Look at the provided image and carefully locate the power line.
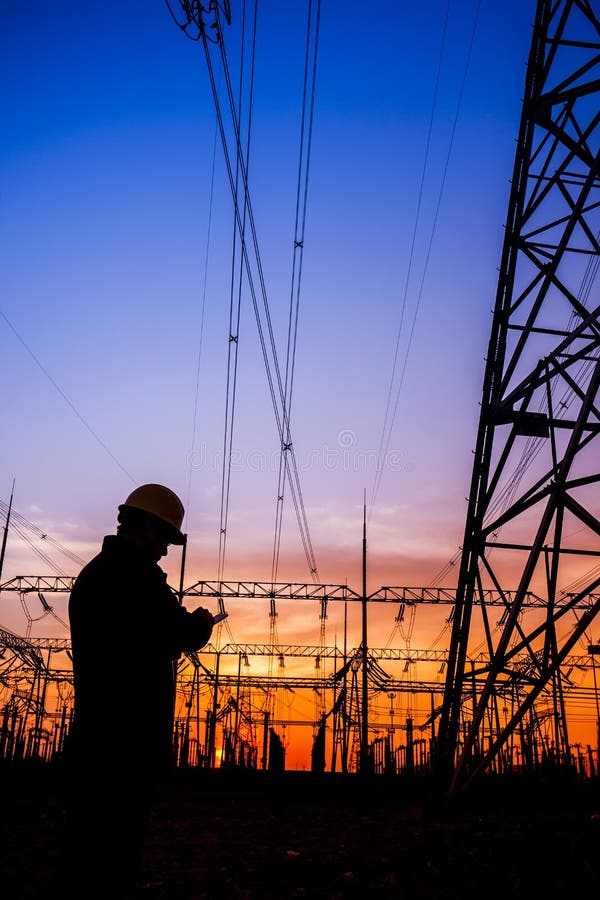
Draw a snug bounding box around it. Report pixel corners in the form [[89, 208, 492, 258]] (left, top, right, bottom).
[[195, 6, 320, 581], [271, 0, 322, 585], [0, 497, 91, 586], [0, 309, 136, 484], [185, 79, 221, 525], [370, 0, 451, 519], [216, 0, 257, 583], [0, 500, 86, 566], [370, 0, 482, 516]]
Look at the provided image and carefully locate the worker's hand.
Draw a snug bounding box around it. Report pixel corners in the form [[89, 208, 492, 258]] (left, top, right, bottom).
[[182, 605, 215, 652], [191, 606, 216, 630]]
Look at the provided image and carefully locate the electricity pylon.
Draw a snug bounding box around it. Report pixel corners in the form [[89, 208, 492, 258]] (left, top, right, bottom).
[[436, 0, 600, 792]]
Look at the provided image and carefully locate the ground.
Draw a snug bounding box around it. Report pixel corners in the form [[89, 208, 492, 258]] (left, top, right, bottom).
[[3, 762, 600, 899]]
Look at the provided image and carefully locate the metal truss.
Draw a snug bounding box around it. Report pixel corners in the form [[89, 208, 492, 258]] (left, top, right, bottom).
[[184, 581, 361, 601], [3, 576, 598, 608], [0, 627, 44, 668], [178, 673, 446, 695], [200, 643, 452, 662], [1, 576, 76, 593], [2, 630, 593, 688], [436, 0, 600, 791], [2, 623, 597, 771], [1, 635, 71, 653]]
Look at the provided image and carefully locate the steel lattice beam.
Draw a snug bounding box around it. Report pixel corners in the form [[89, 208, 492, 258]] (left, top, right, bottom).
[[3, 576, 598, 609], [0, 576, 76, 592]]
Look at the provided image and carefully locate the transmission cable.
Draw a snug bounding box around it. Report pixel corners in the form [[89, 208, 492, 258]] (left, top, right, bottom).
[[213, 9, 319, 582], [369, 0, 451, 519], [271, 0, 322, 585], [185, 84, 221, 524], [421, 324, 599, 668], [10, 520, 67, 574], [0, 499, 88, 569], [20, 591, 69, 634], [379, 1, 483, 649], [423, 113, 600, 595], [198, 7, 319, 581], [426, 326, 597, 590], [216, 0, 256, 584], [0, 309, 136, 484], [371, 0, 482, 519]]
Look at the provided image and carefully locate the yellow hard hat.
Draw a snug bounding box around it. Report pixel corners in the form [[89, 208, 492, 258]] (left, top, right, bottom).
[[119, 484, 186, 544]]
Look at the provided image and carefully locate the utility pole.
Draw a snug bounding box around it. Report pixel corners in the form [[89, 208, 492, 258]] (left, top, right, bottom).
[[209, 650, 221, 768], [436, 0, 600, 792], [360, 493, 370, 773], [0, 480, 15, 583]]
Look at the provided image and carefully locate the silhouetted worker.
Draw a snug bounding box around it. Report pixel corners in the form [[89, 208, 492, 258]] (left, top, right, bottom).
[[62, 484, 215, 898]]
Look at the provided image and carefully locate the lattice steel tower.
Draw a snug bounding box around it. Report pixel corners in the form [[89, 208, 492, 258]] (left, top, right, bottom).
[[436, 0, 600, 791]]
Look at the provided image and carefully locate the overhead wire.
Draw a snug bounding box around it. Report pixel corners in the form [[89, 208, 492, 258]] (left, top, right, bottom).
[[379, 0, 483, 649], [210, 4, 319, 584], [9, 520, 67, 575], [271, 0, 322, 585], [216, 0, 256, 584], [164, 1, 229, 43], [426, 342, 597, 592], [387, 190, 596, 658], [0, 499, 88, 569], [0, 309, 136, 484], [199, 5, 320, 582], [371, 0, 482, 519], [423, 190, 600, 592], [417, 312, 600, 687], [369, 0, 451, 519], [185, 74, 221, 524], [20, 592, 69, 634]]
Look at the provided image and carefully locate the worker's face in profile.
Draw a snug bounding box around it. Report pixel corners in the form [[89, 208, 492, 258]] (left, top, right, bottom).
[[144, 524, 172, 563]]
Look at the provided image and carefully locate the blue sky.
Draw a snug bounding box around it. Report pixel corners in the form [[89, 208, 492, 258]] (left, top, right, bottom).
[[1, 1, 537, 618]]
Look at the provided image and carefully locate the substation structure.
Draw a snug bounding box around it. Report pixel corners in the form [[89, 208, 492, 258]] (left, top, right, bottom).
[[2, 0, 600, 793], [1, 578, 600, 781], [434, 0, 600, 793]]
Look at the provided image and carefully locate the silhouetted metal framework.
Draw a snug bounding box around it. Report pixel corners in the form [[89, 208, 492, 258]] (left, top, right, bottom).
[[436, 0, 600, 791], [4, 575, 599, 611], [9, 575, 599, 604], [2, 624, 598, 771], [3, 576, 600, 773]]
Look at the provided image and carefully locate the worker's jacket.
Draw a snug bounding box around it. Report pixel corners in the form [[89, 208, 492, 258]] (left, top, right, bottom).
[[67, 534, 212, 775]]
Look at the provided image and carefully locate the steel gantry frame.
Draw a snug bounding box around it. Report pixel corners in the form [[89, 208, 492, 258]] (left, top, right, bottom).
[[435, 0, 600, 791], [7, 575, 595, 607], [2, 578, 600, 772], [2, 619, 599, 771]]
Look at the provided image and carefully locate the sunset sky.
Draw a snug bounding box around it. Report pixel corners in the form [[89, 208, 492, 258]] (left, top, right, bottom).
[[2, 1, 539, 645], [3, 1, 600, 772]]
